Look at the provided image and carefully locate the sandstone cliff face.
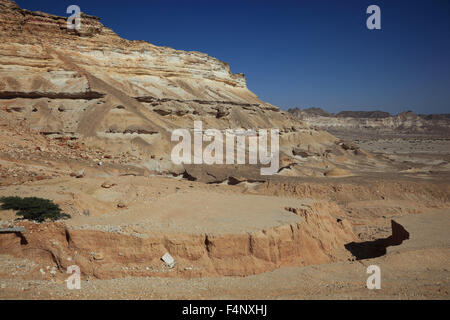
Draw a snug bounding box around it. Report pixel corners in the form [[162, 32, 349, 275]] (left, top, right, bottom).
[[1, 0, 375, 180], [0, 0, 319, 172], [0, 0, 249, 99]]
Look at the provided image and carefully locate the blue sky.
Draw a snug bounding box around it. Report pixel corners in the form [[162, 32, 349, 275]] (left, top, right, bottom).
[[15, 0, 450, 114]]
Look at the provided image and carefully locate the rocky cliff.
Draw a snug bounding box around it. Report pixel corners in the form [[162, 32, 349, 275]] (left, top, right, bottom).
[[0, 1, 287, 164], [0, 0, 378, 180]]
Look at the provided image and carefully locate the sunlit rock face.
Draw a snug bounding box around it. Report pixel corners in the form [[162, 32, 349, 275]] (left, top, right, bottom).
[[0, 0, 251, 101], [3, 0, 357, 178]]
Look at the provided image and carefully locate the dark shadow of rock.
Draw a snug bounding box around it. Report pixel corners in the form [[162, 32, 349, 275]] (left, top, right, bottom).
[[345, 220, 410, 260]]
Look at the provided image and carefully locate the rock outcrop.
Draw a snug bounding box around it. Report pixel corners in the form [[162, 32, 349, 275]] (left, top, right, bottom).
[[0, 0, 370, 179], [0, 2, 280, 165]]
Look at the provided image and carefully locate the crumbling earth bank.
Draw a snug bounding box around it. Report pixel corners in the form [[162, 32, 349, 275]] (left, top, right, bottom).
[[0, 201, 356, 279]]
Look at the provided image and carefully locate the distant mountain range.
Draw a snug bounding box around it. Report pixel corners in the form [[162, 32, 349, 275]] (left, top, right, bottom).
[[288, 107, 450, 120], [288, 108, 450, 139]]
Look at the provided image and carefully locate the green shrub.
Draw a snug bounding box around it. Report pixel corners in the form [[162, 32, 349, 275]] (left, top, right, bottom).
[[0, 196, 70, 222]]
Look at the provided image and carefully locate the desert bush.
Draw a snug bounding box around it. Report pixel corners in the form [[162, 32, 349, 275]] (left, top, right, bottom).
[[0, 196, 70, 222]]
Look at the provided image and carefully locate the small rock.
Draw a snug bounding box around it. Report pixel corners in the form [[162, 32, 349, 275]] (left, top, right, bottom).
[[161, 252, 175, 268], [72, 169, 85, 178], [93, 252, 104, 260], [101, 182, 116, 189], [117, 202, 127, 209]]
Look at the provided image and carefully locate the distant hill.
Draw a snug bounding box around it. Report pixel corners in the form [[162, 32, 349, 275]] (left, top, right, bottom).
[[419, 114, 450, 120], [288, 108, 450, 138], [336, 111, 391, 118], [287, 107, 333, 118]]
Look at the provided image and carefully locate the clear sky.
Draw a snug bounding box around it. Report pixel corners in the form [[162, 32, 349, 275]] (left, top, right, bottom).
[[15, 0, 450, 114]]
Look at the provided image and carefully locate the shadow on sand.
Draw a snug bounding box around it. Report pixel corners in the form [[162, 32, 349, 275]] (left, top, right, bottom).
[[345, 220, 410, 260]]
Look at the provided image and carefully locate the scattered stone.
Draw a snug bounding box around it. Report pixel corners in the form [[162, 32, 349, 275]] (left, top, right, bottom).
[[101, 182, 117, 189], [91, 252, 104, 260], [117, 202, 127, 209], [72, 169, 85, 178], [292, 148, 310, 157], [339, 141, 359, 151], [161, 252, 175, 268]]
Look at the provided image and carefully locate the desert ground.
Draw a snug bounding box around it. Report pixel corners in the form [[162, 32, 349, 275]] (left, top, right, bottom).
[[0, 0, 449, 300], [0, 114, 448, 299]]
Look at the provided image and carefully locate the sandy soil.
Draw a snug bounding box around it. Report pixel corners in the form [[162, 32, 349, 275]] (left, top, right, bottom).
[[0, 210, 448, 300], [1, 137, 449, 299]]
